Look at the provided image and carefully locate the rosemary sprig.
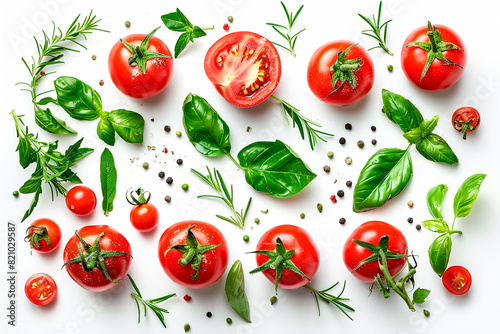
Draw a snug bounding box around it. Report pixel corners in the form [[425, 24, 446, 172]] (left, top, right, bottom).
[[128, 275, 175, 328], [358, 1, 393, 56], [191, 167, 252, 229], [17, 10, 108, 134], [266, 2, 306, 57], [271, 95, 333, 150], [304, 281, 354, 320]]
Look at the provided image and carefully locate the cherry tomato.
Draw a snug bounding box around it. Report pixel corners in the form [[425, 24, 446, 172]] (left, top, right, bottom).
[[108, 27, 174, 99], [24, 273, 57, 306], [253, 225, 319, 290], [63, 225, 132, 292], [65, 185, 97, 216], [158, 221, 228, 289], [452, 107, 480, 140], [343, 221, 407, 283], [401, 22, 467, 91], [24, 218, 61, 253], [442, 265, 472, 295], [127, 188, 159, 232], [204, 31, 281, 108], [307, 41, 374, 107]]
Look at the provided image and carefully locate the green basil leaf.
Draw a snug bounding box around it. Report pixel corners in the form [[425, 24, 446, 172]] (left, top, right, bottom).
[[412, 288, 431, 304], [174, 32, 192, 58], [426, 184, 448, 219], [108, 109, 144, 144], [428, 233, 452, 277], [161, 9, 192, 32], [16, 137, 37, 169], [97, 116, 116, 146], [382, 89, 424, 133], [100, 148, 117, 217], [353, 147, 412, 212], [225, 260, 251, 323], [182, 94, 231, 157], [403, 127, 423, 144], [37, 97, 58, 106], [237, 140, 316, 198], [422, 219, 449, 233], [35, 107, 77, 135], [54, 76, 102, 120], [419, 115, 439, 137], [415, 134, 458, 165], [21, 188, 42, 223], [192, 26, 207, 38], [453, 173, 486, 218]]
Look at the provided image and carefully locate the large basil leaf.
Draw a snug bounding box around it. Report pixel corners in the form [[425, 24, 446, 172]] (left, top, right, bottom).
[[35, 107, 77, 134], [416, 134, 458, 165], [353, 147, 412, 212], [453, 173, 486, 218], [182, 93, 231, 157], [426, 184, 448, 219], [97, 113, 116, 146], [100, 148, 117, 217], [382, 89, 424, 133], [108, 109, 144, 144], [225, 260, 251, 323], [422, 219, 449, 233], [54, 76, 102, 120], [237, 140, 316, 198], [428, 233, 452, 277]]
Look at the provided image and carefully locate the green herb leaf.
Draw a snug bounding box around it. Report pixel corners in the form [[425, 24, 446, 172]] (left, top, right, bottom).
[[100, 148, 117, 217], [353, 147, 412, 212], [182, 93, 231, 157], [21, 188, 42, 223], [108, 109, 144, 144], [16, 137, 37, 169], [97, 115, 116, 146], [382, 89, 424, 133], [403, 127, 423, 144], [422, 219, 449, 233], [35, 107, 77, 135], [225, 260, 251, 323], [237, 140, 316, 198], [19, 169, 43, 194], [266, 2, 306, 57], [453, 173, 486, 218], [415, 134, 458, 165], [428, 233, 452, 277], [419, 115, 439, 137], [174, 32, 192, 59], [54, 76, 102, 120], [358, 1, 393, 55], [426, 184, 448, 219], [412, 288, 431, 304], [64, 137, 94, 163]]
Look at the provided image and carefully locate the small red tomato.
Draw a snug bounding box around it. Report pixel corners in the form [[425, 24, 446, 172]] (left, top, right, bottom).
[[108, 27, 174, 99], [127, 188, 159, 232], [307, 41, 374, 106], [25, 273, 57, 306], [25, 218, 61, 253], [65, 185, 97, 216], [442, 265, 472, 295], [452, 107, 480, 140]]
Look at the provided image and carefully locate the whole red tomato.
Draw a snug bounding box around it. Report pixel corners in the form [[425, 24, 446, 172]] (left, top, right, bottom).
[[307, 41, 374, 107], [343, 221, 407, 283], [158, 221, 228, 289], [252, 224, 319, 290], [204, 31, 281, 108], [63, 225, 132, 292], [442, 265, 472, 295], [452, 106, 480, 139], [401, 22, 467, 91], [108, 27, 173, 99], [25, 218, 61, 253], [126, 188, 159, 232], [24, 273, 57, 306], [65, 185, 97, 216]]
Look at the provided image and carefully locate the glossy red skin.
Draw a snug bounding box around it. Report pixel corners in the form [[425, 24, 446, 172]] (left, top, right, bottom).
[[343, 221, 407, 283], [307, 40, 374, 106], [65, 185, 97, 216], [26, 218, 61, 253], [255, 224, 320, 289], [108, 34, 173, 99], [442, 265, 472, 295], [158, 221, 228, 289], [401, 24, 467, 92], [25, 273, 57, 306], [63, 225, 132, 292], [452, 106, 480, 134], [204, 31, 281, 108], [130, 203, 159, 232]]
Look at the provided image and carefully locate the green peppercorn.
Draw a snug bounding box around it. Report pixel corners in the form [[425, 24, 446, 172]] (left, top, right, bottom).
[[270, 296, 278, 305], [182, 183, 189, 191], [13, 190, 19, 197], [176, 131, 182, 137], [300, 213, 305, 219], [142, 162, 149, 170], [408, 200, 414, 208], [243, 235, 250, 242], [387, 64, 394, 71], [226, 318, 232, 324], [423, 309, 430, 317], [184, 323, 190, 331], [327, 151, 334, 159], [261, 209, 268, 214], [124, 20, 131, 28], [317, 203, 323, 213], [254, 218, 260, 224], [227, 16, 234, 23], [91, 55, 96, 60]]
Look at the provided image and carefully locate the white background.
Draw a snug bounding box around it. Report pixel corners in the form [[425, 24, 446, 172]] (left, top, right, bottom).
[[1, 0, 499, 333]]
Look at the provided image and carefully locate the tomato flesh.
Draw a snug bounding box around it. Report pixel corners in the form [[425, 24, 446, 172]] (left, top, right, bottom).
[[204, 31, 281, 108], [442, 265, 472, 295], [25, 273, 57, 306]]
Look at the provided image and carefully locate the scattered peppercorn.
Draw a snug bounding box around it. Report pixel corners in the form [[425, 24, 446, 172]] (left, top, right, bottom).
[[407, 217, 414, 224], [345, 123, 352, 130], [387, 64, 394, 71], [158, 171, 165, 178], [99, 80, 104, 86], [330, 195, 337, 203], [227, 16, 234, 23], [317, 203, 323, 213], [408, 200, 414, 208], [184, 323, 190, 332], [226, 318, 232, 324], [125, 20, 131, 28], [40, 71, 46, 76], [162, 148, 168, 154], [164, 125, 171, 132], [183, 294, 192, 301], [150, 118, 155, 122], [13, 190, 19, 197], [166, 177, 173, 184], [176, 131, 182, 137], [182, 183, 189, 191], [357, 140, 365, 148], [339, 217, 346, 224], [337, 190, 345, 198], [176, 158, 183, 165], [255, 218, 260, 224], [91, 55, 96, 60], [261, 209, 268, 214], [223, 23, 230, 31], [164, 195, 171, 203], [323, 165, 331, 173], [243, 235, 250, 242], [206, 312, 213, 318], [423, 309, 430, 317], [300, 213, 305, 219], [416, 224, 422, 231], [371, 126, 377, 131], [339, 137, 346, 145], [246, 126, 252, 132], [327, 151, 334, 159], [270, 296, 278, 305], [346, 180, 352, 187], [142, 162, 149, 170], [345, 156, 353, 165], [371, 139, 377, 145]]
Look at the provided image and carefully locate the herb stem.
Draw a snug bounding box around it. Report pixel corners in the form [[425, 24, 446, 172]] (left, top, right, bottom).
[[378, 250, 415, 311], [226, 152, 244, 170]]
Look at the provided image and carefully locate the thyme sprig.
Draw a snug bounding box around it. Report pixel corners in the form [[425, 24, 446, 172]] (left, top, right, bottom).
[[304, 281, 354, 320], [358, 1, 393, 56], [266, 2, 306, 57]]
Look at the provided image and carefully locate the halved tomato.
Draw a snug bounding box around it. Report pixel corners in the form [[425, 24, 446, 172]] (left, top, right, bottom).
[[204, 31, 281, 108]]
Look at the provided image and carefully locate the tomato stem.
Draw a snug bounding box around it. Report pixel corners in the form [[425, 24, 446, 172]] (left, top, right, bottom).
[[427, 21, 439, 53]]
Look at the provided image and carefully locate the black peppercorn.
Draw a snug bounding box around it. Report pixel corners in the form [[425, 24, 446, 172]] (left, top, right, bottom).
[[339, 217, 346, 224], [158, 171, 165, 178], [176, 159, 183, 165], [416, 224, 422, 230], [337, 190, 345, 197], [339, 137, 346, 145], [323, 165, 331, 173], [371, 126, 376, 131], [166, 177, 173, 184], [164, 125, 171, 132], [345, 123, 352, 130], [371, 139, 377, 145], [346, 180, 352, 187], [407, 217, 414, 224]]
